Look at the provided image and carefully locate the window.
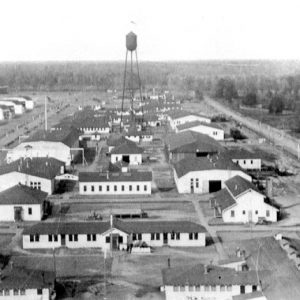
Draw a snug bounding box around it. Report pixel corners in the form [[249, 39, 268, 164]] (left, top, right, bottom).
[[180, 286, 185, 292], [211, 285, 216, 291], [189, 233, 193, 240], [114, 185, 117, 192], [231, 210, 235, 217], [220, 285, 225, 292], [37, 182, 41, 190], [37, 289, 43, 295], [255, 210, 258, 215], [54, 235, 58, 242], [173, 286, 179, 292], [196, 179, 199, 188], [99, 185, 102, 192], [171, 232, 175, 240], [188, 286, 194, 291], [48, 235, 53, 242], [151, 233, 155, 240], [132, 233, 137, 241], [118, 236, 123, 243], [4, 289, 9, 296], [194, 233, 198, 240], [144, 185, 147, 191], [204, 285, 210, 291], [129, 185, 132, 191], [252, 285, 257, 292], [107, 185, 110, 192], [91, 185, 94, 192], [195, 285, 200, 291], [251, 160, 253, 164], [156, 233, 160, 240], [13, 289, 19, 295], [138, 233, 142, 240], [266, 210, 270, 217], [122, 185, 125, 191], [69, 234, 73, 242], [30, 235, 34, 242], [106, 236, 110, 243], [35, 234, 39, 242], [74, 234, 78, 242], [242, 210, 246, 215], [20, 289, 25, 295], [243, 160, 246, 164], [30, 181, 33, 187], [227, 285, 232, 291], [92, 234, 96, 241], [83, 185, 87, 192], [87, 234, 91, 241], [28, 207, 32, 215], [176, 233, 180, 240], [0, 289, 3, 296]]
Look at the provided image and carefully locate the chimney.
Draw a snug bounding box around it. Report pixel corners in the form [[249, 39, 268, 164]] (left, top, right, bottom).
[[106, 171, 109, 180], [110, 214, 113, 228], [41, 271, 45, 284], [235, 185, 238, 190], [60, 165, 64, 174]]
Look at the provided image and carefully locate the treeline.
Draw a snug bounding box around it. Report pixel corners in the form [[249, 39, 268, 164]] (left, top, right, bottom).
[[1, 60, 300, 94]]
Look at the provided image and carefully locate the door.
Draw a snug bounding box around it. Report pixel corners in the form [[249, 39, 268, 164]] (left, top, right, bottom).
[[240, 285, 245, 294], [14, 207, 23, 221], [112, 234, 119, 250], [123, 155, 130, 163], [163, 233, 168, 244], [61, 234, 66, 246], [209, 180, 222, 193]]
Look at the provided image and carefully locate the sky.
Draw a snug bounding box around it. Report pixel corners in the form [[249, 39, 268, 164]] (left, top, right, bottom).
[[0, 0, 300, 61]]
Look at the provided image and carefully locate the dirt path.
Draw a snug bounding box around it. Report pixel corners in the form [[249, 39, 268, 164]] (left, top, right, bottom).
[[191, 199, 227, 260]]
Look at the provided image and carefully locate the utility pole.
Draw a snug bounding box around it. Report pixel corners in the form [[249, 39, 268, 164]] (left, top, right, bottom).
[[103, 249, 107, 300]]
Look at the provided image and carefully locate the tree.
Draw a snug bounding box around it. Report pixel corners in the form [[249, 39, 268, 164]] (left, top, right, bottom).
[[195, 88, 204, 101], [214, 78, 238, 102], [243, 92, 257, 107], [268, 95, 284, 114]]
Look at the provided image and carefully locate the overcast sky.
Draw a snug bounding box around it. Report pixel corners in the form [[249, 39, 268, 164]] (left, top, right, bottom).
[[0, 0, 300, 61]]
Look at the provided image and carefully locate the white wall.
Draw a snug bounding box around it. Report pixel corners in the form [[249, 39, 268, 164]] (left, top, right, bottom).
[[232, 158, 261, 170], [111, 153, 142, 165], [175, 169, 252, 194], [0, 108, 4, 121], [177, 125, 224, 140], [169, 115, 211, 130], [79, 181, 151, 195], [0, 101, 24, 115], [0, 204, 42, 221], [125, 136, 140, 143], [0, 172, 54, 195], [80, 127, 110, 134], [6, 141, 72, 166], [0, 288, 50, 300], [164, 284, 258, 300], [223, 190, 278, 223]]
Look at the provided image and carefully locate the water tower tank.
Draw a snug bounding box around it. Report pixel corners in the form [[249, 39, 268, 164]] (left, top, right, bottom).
[[126, 31, 137, 51]]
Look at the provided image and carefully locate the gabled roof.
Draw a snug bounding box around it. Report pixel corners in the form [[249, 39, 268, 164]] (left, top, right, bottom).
[[0, 157, 65, 180], [211, 188, 236, 211], [177, 120, 222, 131], [23, 219, 206, 235], [111, 141, 143, 155], [23, 129, 79, 148], [167, 131, 224, 154], [0, 184, 47, 205], [162, 263, 261, 286], [167, 110, 210, 120], [79, 170, 152, 182], [225, 175, 259, 198], [226, 148, 260, 160], [0, 267, 54, 289], [173, 155, 243, 178], [107, 134, 130, 147]]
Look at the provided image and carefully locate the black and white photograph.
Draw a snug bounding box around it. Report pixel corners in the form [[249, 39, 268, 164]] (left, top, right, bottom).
[[0, 0, 299, 299]]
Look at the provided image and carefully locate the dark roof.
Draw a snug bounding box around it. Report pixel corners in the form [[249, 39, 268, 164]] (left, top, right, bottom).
[[226, 148, 260, 160], [79, 170, 152, 182], [225, 175, 259, 198], [0, 185, 47, 205], [23, 219, 206, 235], [162, 263, 260, 286], [108, 161, 129, 172], [211, 188, 236, 211], [0, 267, 54, 289], [0, 157, 64, 180], [177, 120, 222, 131], [23, 129, 79, 147], [173, 155, 243, 178], [111, 141, 143, 155], [107, 135, 133, 147], [167, 110, 210, 120], [126, 127, 153, 137], [232, 292, 265, 300], [167, 131, 224, 154]]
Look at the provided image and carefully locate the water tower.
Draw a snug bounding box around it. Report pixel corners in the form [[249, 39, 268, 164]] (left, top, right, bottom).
[[120, 31, 143, 129]]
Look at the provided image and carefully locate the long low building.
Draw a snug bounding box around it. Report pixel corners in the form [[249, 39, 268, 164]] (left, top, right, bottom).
[[173, 155, 252, 194], [22, 219, 206, 250], [79, 169, 152, 195], [161, 263, 265, 300]]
